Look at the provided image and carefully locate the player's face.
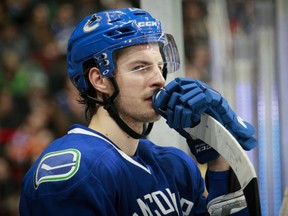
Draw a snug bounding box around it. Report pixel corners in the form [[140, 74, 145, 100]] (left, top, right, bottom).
[[114, 44, 166, 129]]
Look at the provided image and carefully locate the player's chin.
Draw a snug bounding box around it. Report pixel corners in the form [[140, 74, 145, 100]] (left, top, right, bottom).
[[154, 114, 161, 121], [148, 110, 162, 122], [144, 99, 161, 120]]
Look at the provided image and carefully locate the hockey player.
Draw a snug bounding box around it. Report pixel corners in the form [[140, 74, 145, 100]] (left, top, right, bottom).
[[19, 8, 257, 215]]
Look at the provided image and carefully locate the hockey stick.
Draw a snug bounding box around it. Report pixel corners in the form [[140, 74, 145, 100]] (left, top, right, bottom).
[[184, 113, 261, 215], [279, 187, 288, 216]]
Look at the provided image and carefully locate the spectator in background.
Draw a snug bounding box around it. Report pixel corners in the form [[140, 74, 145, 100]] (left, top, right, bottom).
[[182, 1, 211, 84], [51, 3, 76, 55], [0, 49, 31, 97], [4, 0, 32, 25], [39, 40, 68, 97], [185, 43, 211, 84], [53, 76, 86, 136], [0, 89, 28, 143], [0, 49, 47, 98], [0, 1, 142, 215], [48, 3, 76, 96], [25, 3, 54, 53], [5, 100, 55, 170], [73, 0, 103, 21], [0, 20, 29, 62], [182, 0, 209, 60], [100, 0, 135, 9], [0, 154, 20, 216]]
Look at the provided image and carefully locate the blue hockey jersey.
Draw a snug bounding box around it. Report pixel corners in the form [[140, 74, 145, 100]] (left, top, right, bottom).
[[19, 124, 230, 216]]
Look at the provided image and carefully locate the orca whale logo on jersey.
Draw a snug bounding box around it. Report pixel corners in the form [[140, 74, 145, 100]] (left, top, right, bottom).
[[34, 149, 81, 189], [83, 14, 101, 33]]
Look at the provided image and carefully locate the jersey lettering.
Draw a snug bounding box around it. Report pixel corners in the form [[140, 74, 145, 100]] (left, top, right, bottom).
[[133, 188, 194, 215], [181, 198, 194, 216]]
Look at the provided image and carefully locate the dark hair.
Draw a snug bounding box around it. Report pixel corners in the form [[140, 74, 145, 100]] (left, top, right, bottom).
[[78, 59, 98, 122], [78, 48, 121, 122]]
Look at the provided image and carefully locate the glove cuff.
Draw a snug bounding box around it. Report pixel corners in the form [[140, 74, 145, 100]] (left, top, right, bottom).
[[207, 190, 248, 215]]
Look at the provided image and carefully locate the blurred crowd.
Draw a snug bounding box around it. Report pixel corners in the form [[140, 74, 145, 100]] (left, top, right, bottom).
[[0, 0, 252, 215], [182, 0, 210, 83], [0, 0, 139, 215]]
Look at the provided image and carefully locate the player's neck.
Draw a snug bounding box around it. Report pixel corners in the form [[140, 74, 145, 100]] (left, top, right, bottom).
[[88, 107, 139, 157]]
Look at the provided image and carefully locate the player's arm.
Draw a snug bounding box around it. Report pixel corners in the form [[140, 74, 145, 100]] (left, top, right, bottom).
[[206, 155, 230, 199], [152, 77, 257, 164], [19, 174, 117, 216], [152, 77, 258, 215]]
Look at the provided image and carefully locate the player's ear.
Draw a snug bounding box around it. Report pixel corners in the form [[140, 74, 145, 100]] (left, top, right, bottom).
[[88, 67, 112, 94]]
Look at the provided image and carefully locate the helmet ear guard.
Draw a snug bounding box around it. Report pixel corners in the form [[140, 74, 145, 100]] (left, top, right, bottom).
[[77, 58, 118, 106]]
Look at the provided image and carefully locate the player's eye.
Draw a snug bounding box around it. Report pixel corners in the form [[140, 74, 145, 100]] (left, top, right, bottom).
[[132, 64, 150, 72], [122, 61, 165, 75], [158, 63, 164, 72]]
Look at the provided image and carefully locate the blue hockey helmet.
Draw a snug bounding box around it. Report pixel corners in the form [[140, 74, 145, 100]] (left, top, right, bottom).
[[67, 8, 180, 93]]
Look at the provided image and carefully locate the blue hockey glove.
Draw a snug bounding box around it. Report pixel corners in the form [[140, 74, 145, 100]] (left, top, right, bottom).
[[176, 127, 220, 164], [153, 77, 257, 163], [152, 78, 219, 163]]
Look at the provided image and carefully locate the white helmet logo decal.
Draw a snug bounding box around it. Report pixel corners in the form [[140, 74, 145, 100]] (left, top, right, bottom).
[[83, 14, 101, 33]]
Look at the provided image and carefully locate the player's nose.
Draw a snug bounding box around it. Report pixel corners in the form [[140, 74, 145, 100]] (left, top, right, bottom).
[[150, 65, 166, 88]]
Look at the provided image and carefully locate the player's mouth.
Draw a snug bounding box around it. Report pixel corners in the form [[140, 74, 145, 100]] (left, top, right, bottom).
[[144, 91, 154, 101], [145, 96, 153, 101]]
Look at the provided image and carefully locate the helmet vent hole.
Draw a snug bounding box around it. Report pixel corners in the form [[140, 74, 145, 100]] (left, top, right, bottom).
[[109, 18, 122, 23], [105, 27, 136, 39], [133, 12, 147, 16]]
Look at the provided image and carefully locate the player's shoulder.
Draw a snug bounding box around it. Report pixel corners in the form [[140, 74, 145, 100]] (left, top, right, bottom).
[[138, 139, 202, 187], [138, 139, 198, 169], [22, 124, 121, 193], [37, 124, 117, 164], [139, 139, 189, 156]]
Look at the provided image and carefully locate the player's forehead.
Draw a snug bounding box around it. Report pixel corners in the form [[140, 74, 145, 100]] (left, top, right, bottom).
[[115, 43, 162, 63]]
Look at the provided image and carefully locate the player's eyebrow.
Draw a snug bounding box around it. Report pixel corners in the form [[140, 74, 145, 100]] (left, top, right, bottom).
[[128, 59, 164, 66]]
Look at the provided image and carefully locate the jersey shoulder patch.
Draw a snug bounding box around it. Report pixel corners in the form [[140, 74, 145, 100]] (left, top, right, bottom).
[[34, 149, 81, 189]]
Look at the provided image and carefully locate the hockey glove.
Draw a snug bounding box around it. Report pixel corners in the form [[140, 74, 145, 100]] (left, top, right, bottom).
[[207, 190, 249, 215], [152, 77, 257, 163]]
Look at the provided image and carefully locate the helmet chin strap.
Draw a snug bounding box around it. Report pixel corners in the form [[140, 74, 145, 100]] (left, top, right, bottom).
[[86, 77, 154, 139], [103, 96, 154, 139]]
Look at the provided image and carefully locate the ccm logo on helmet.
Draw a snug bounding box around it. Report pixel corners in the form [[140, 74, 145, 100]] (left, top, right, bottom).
[[137, 21, 158, 27]]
